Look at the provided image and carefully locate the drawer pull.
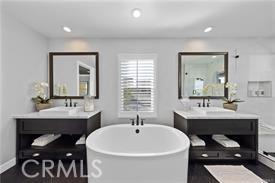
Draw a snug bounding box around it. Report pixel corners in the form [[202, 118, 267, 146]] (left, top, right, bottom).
[[32, 153, 40, 157], [250, 122, 254, 131], [234, 153, 242, 158], [66, 153, 73, 157], [201, 153, 209, 158]]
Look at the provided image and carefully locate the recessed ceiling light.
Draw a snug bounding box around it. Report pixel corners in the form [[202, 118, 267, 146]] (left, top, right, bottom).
[[204, 27, 213, 33], [132, 8, 141, 18], [63, 26, 72, 33], [212, 56, 217, 58]]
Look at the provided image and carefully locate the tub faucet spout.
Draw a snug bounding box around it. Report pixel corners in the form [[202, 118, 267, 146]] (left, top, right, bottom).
[[136, 114, 140, 126], [130, 115, 141, 126]]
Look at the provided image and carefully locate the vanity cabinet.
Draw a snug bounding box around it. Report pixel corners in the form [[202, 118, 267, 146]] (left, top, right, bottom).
[[174, 111, 258, 162], [15, 111, 101, 163]]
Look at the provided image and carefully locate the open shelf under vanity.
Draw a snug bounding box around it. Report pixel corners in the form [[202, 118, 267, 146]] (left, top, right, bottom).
[[19, 134, 86, 160], [174, 111, 258, 162], [189, 135, 256, 161], [15, 111, 101, 163]]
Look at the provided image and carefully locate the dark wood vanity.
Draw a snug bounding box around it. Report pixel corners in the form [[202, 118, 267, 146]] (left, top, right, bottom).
[[15, 111, 101, 163], [174, 111, 258, 162]]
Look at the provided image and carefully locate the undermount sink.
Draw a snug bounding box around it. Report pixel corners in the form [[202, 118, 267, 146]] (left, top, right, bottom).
[[192, 107, 235, 115], [39, 106, 83, 116]]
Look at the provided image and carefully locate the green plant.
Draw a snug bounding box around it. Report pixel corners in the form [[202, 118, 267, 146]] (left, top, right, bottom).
[[222, 97, 243, 104], [32, 96, 51, 104]]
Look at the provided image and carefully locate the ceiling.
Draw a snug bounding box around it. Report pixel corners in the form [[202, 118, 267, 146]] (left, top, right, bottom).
[[2, 0, 275, 38]]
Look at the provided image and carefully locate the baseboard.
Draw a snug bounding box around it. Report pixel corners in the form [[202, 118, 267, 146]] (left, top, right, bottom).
[[258, 152, 275, 171], [0, 158, 16, 174]]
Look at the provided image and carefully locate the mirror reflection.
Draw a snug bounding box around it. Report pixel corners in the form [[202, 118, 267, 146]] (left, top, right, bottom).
[[50, 53, 99, 99], [179, 53, 228, 98]]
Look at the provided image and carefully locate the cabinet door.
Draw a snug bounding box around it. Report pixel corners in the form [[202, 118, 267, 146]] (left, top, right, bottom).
[[188, 119, 257, 135]]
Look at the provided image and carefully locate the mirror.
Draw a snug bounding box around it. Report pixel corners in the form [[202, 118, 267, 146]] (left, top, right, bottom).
[[49, 52, 99, 99], [178, 52, 228, 99]]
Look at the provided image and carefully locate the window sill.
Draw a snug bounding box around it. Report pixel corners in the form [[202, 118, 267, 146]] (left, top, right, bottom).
[[118, 112, 157, 119]]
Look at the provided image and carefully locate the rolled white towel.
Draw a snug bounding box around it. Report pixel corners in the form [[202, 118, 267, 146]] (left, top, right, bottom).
[[33, 134, 55, 142], [32, 134, 61, 147], [190, 135, 206, 147], [33, 135, 58, 146], [212, 135, 240, 148], [75, 135, 86, 145]]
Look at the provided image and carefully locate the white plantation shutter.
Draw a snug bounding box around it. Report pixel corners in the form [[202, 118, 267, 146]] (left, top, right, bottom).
[[118, 54, 157, 118]]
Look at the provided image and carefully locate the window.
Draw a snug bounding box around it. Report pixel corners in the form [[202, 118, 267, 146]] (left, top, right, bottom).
[[118, 54, 157, 118]]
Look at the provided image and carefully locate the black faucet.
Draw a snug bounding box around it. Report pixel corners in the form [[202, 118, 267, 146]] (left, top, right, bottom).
[[202, 98, 206, 107], [130, 119, 135, 126], [65, 98, 68, 107], [207, 97, 211, 107], [130, 115, 144, 126], [141, 119, 144, 126], [136, 114, 139, 126], [201, 97, 211, 107], [69, 98, 72, 107]]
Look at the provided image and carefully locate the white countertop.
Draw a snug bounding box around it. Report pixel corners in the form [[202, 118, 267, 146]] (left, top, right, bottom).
[[174, 110, 259, 119], [13, 110, 101, 119]]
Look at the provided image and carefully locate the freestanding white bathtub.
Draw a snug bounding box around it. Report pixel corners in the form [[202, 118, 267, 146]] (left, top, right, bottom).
[[86, 124, 190, 183]]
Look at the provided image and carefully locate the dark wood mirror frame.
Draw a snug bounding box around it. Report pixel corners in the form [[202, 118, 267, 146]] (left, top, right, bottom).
[[178, 52, 228, 99], [49, 52, 99, 99]]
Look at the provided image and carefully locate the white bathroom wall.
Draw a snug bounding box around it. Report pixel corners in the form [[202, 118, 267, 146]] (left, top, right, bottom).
[[0, 0, 3, 168], [48, 38, 275, 127], [0, 12, 48, 166]]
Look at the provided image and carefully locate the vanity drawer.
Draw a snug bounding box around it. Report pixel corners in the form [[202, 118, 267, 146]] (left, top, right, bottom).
[[19, 150, 85, 160], [188, 119, 257, 135], [221, 151, 255, 160], [55, 151, 85, 160], [18, 119, 86, 134], [190, 151, 219, 159], [20, 150, 56, 159]]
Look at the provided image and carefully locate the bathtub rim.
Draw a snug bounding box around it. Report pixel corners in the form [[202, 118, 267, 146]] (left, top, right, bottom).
[[86, 124, 190, 157]]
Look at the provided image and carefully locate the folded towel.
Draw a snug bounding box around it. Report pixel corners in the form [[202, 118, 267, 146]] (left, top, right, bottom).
[[32, 134, 61, 147], [75, 135, 86, 145], [190, 135, 206, 147], [33, 134, 55, 142], [212, 135, 240, 148]]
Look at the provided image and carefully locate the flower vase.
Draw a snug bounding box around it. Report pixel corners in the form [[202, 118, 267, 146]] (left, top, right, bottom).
[[223, 103, 238, 111]]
